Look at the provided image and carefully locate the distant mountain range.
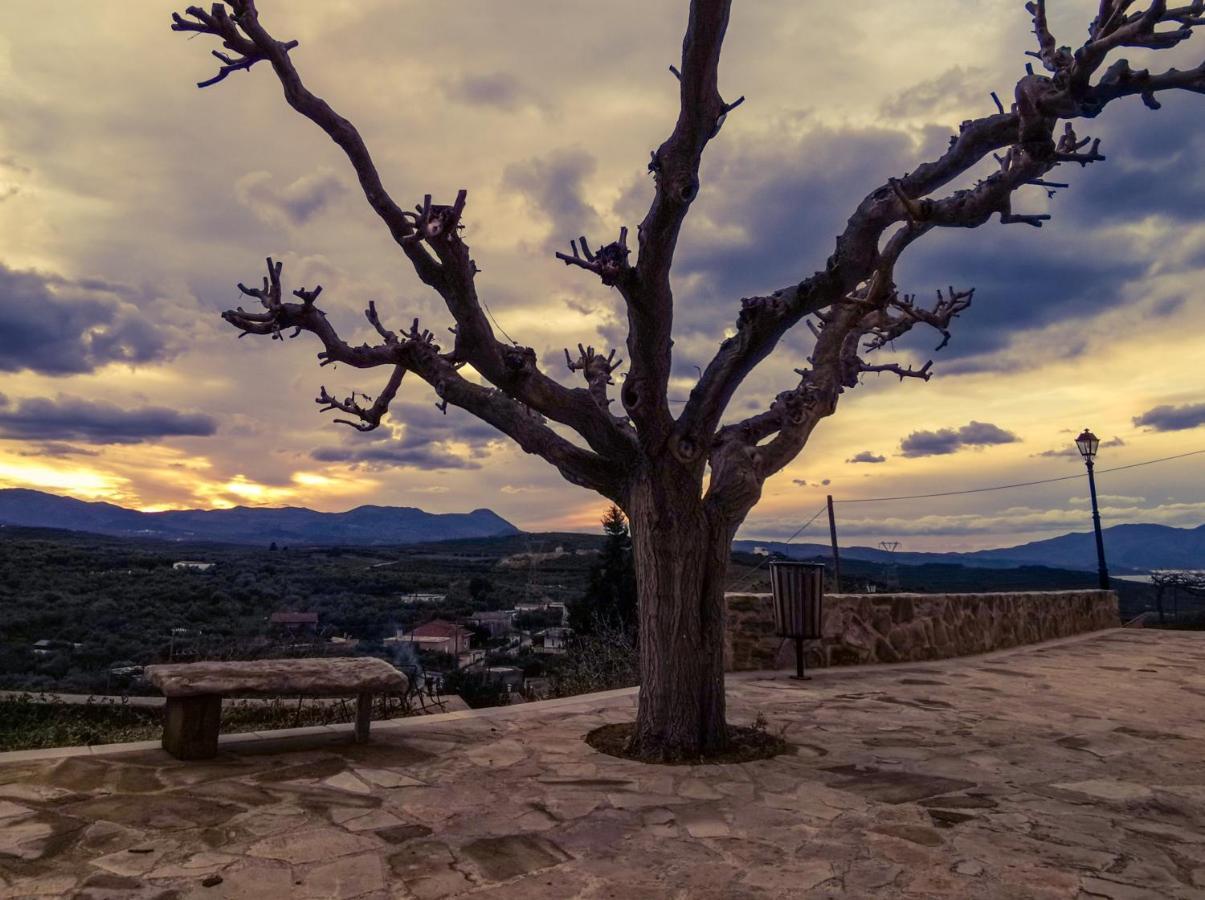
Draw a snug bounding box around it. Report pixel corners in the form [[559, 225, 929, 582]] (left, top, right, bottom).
[[735, 522, 1205, 574], [0, 489, 519, 546], [1, 488, 1200, 571]]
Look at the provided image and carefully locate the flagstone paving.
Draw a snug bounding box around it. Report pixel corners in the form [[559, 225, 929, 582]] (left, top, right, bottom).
[[2, 628, 1205, 898]]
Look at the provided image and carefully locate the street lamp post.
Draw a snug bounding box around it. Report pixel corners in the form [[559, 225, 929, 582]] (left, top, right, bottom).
[[1074, 428, 1111, 590]]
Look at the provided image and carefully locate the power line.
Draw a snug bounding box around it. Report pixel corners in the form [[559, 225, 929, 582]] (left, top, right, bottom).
[[481, 298, 517, 346], [731, 447, 1204, 589], [833, 448, 1205, 504], [1097, 447, 1205, 475], [730, 504, 827, 592]]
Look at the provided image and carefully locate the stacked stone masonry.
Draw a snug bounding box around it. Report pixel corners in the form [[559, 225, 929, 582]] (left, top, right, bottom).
[[725, 590, 1119, 671]]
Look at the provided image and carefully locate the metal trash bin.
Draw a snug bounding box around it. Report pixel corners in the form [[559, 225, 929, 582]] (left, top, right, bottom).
[[768, 560, 825, 679]]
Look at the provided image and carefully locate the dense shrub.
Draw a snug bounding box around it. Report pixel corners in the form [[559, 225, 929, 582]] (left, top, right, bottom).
[[553, 622, 639, 697]]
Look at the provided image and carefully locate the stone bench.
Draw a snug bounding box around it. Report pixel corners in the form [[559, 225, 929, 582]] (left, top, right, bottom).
[[144, 657, 409, 760]]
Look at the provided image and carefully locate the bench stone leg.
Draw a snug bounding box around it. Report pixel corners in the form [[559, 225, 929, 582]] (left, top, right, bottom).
[[355, 692, 372, 743], [163, 694, 221, 760]]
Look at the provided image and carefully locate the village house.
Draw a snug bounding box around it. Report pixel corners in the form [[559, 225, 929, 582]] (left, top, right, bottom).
[[392, 619, 474, 657], [399, 592, 446, 604], [457, 648, 487, 670], [535, 627, 571, 654], [30, 639, 81, 656], [268, 611, 319, 634], [468, 609, 516, 638], [171, 560, 213, 571], [483, 666, 524, 693], [510, 599, 569, 626]]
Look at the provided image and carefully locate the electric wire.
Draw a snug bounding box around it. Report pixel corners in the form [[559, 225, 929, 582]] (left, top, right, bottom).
[[729, 504, 828, 592], [833, 448, 1205, 504], [731, 446, 1205, 590], [481, 298, 517, 346]]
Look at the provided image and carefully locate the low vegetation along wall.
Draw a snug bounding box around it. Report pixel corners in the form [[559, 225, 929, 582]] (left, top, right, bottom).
[[725, 590, 1119, 671]]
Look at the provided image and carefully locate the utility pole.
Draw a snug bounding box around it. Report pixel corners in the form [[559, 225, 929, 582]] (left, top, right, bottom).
[[879, 541, 901, 591], [826, 494, 842, 592]]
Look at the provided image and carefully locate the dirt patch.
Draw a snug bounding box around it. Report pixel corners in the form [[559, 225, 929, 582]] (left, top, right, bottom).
[[584, 723, 792, 765]]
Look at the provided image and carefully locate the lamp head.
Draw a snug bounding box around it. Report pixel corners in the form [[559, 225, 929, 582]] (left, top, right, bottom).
[[1075, 428, 1100, 461]]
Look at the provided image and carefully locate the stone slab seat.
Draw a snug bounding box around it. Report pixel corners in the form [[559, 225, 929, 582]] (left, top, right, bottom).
[[144, 657, 408, 760]]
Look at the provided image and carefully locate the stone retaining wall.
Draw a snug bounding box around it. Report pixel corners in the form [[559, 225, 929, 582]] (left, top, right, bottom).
[[725, 590, 1119, 671]]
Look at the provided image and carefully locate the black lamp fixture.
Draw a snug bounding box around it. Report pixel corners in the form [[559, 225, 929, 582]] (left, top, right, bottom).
[[768, 560, 826, 680], [1074, 428, 1111, 590], [1075, 428, 1100, 461]]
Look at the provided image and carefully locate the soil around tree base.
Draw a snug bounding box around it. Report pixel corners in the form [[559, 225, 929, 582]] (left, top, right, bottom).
[[585, 721, 793, 765]]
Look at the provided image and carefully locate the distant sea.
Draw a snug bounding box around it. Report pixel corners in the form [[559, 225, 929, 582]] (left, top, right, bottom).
[[1114, 571, 1202, 584]]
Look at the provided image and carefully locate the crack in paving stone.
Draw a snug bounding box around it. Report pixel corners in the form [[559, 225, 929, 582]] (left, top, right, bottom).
[[927, 809, 978, 828], [977, 667, 1038, 678], [919, 794, 999, 810], [821, 766, 976, 804]]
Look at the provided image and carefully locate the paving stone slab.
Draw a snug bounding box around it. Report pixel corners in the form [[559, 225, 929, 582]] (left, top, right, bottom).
[[458, 834, 572, 882], [246, 825, 377, 864]]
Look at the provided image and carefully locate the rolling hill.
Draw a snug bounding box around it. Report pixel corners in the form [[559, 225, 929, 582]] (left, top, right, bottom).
[[0, 489, 518, 546], [735, 522, 1205, 574]]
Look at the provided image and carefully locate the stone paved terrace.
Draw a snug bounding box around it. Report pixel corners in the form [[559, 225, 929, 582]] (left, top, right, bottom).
[[3, 628, 1205, 899]]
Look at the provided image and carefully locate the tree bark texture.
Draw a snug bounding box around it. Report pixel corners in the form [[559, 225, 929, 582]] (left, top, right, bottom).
[[628, 467, 734, 759]]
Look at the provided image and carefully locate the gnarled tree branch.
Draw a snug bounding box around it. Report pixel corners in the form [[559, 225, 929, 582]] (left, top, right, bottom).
[[564, 344, 624, 414], [317, 366, 405, 432], [176, 0, 638, 468], [683, 0, 1205, 484], [623, 0, 740, 458], [222, 259, 625, 500], [556, 228, 633, 287]]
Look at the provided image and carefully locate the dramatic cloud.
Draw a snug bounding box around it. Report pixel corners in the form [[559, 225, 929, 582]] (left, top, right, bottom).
[[442, 72, 544, 113], [310, 443, 481, 471], [895, 228, 1145, 369], [880, 65, 991, 121], [502, 148, 601, 244], [1133, 402, 1205, 432], [0, 395, 217, 444], [17, 443, 100, 458], [389, 401, 503, 450], [0, 264, 176, 375], [235, 168, 346, 227], [846, 451, 886, 464], [1060, 99, 1205, 227], [671, 126, 916, 317], [900, 421, 1020, 458], [1034, 436, 1125, 459], [310, 400, 504, 471], [658, 110, 1150, 376]]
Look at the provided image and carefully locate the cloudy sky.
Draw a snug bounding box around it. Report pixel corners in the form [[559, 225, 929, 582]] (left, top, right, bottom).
[[0, 0, 1203, 551]]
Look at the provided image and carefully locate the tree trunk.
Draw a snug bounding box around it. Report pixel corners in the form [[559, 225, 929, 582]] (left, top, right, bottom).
[[627, 470, 733, 759]]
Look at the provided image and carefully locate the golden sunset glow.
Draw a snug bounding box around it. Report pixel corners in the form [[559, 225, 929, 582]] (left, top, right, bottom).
[[0, 460, 126, 499]]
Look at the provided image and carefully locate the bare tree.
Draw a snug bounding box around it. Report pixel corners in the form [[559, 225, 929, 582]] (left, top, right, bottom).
[[173, 0, 1205, 759], [1151, 569, 1205, 623]]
